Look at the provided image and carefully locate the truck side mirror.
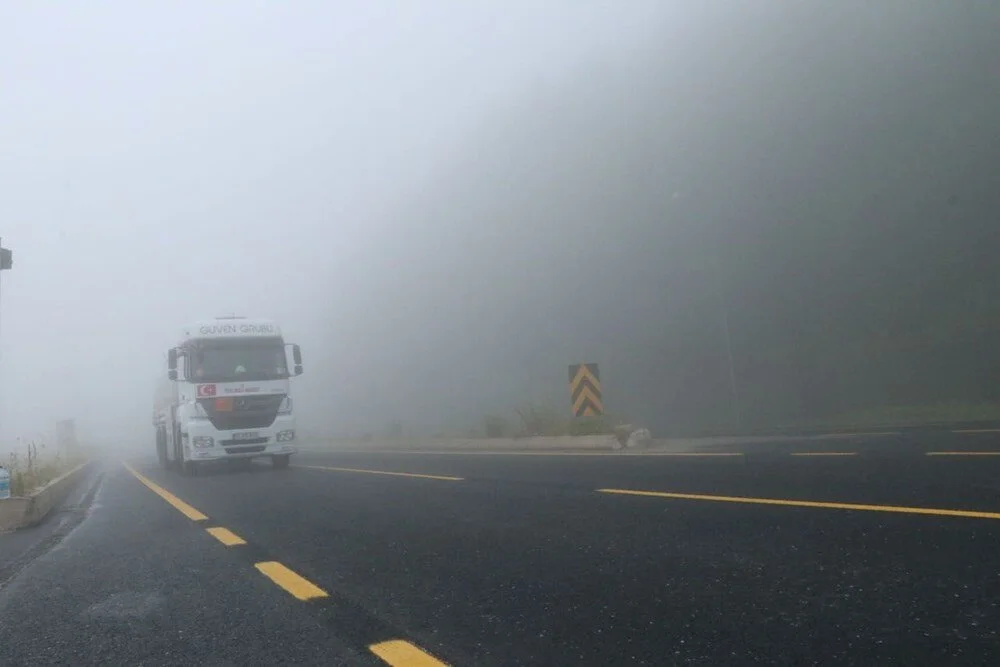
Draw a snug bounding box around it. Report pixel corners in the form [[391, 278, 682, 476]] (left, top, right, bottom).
[[168, 348, 178, 381], [292, 345, 303, 376]]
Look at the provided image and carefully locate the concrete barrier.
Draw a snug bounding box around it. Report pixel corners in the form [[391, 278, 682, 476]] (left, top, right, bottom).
[[0, 461, 92, 533]]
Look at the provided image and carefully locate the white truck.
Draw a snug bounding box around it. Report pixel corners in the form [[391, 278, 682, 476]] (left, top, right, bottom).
[[154, 317, 303, 474]]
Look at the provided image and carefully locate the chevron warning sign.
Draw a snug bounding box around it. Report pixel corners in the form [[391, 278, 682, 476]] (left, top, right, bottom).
[[568, 363, 604, 417]]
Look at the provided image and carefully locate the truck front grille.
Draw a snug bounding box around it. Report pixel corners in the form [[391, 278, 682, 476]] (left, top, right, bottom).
[[223, 445, 267, 454], [200, 394, 284, 430], [220, 437, 269, 446]]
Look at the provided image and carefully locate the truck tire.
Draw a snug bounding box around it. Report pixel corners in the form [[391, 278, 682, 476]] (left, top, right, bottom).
[[172, 425, 184, 472], [156, 427, 168, 468], [271, 454, 290, 470]]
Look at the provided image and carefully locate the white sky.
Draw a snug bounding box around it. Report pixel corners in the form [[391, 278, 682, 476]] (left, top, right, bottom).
[[0, 1, 669, 447]]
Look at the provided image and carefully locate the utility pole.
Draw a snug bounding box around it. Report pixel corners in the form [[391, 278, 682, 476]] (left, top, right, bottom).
[[0, 237, 12, 440], [0, 236, 10, 335], [713, 249, 742, 430], [0, 236, 11, 344], [718, 279, 742, 429]]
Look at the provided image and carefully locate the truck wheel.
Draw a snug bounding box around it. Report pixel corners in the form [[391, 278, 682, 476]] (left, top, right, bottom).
[[172, 426, 183, 472], [156, 428, 168, 468], [271, 455, 290, 470]]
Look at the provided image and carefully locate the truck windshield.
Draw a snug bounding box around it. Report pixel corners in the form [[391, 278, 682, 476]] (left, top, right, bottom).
[[190, 340, 288, 382]]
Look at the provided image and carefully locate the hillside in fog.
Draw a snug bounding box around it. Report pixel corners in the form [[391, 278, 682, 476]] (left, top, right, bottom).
[[320, 3, 1000, 435]]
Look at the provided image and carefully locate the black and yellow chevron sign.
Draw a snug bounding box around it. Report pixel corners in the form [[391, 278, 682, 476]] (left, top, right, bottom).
[[568, 363, 603, 417]]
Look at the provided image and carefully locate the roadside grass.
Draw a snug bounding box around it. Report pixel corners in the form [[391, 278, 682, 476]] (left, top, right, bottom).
[[499, 405, 620, 437], [803, 402, 1000, 429], [4, 442, 81, 497]]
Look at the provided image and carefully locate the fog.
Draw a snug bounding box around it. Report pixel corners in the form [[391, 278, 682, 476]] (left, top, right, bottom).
[[2, 3, 998, 449]]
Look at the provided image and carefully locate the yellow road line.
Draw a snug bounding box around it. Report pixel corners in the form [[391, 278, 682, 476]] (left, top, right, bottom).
[[254, 561, 329, 601], [206, 526, 247, 546], [638, 452, 743, 457], [122, 463, 208, 521], [927, 451, 1000, 456], [597, 488, 1000, 520], [301, 450, 741, 457], [810, 432, 900, 438], [298, 465, 463, 481], [369, 640, 448, 667], [790, 452, 857, 457], [954, 428, 1000, 434]]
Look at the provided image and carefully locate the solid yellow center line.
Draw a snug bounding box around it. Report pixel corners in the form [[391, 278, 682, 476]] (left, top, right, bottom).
[[254, 561, 329, 601], [811, 431, 900, 438], [927, 451, 1000, 456], [298, 465, 463, 481], [641, 452, 744, 457], [370, 640, 449, 667], [790, 452, 857, 457], [598, 488, 1000, 520], [122, 463, 208, 521], [303, 450, 746, 457], [206, 526, 247, 546]]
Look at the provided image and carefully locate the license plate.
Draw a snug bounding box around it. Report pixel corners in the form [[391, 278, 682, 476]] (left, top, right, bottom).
[[232, 431, 259, 441]]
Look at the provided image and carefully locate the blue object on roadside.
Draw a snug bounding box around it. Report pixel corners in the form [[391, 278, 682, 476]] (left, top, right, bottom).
[[0, 466, 10, 500]]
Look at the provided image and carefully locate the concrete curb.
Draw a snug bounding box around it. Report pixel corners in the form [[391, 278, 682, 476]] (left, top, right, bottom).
[[0, 461, 93, 533]]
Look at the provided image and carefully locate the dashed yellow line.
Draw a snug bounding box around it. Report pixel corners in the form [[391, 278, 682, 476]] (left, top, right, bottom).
[[370, 640, 449, 666], [598, 488, 1000, 520], [123, 463, 441, 662], [927, 451, 1000, 456], [298, 465, 463, 481], [123, 463, 208, 521], [206, 526, 247, 546], [790, 452, 857, 457], [254, 561, 329, 601]]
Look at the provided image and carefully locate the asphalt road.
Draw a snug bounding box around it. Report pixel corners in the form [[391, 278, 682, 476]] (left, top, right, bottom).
[[3, 440, 1000, 665]]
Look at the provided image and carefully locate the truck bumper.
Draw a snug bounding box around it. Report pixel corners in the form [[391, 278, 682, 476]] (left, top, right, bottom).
[[182, 416, 298, 461]]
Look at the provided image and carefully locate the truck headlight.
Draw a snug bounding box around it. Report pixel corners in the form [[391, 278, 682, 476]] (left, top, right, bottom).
[[193, 436, 214, 448], [278, 396, 293, 415], [276, 430, 295, 442]]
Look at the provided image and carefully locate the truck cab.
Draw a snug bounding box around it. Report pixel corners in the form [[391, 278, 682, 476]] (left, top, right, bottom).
[[155, 317, 303, 474]]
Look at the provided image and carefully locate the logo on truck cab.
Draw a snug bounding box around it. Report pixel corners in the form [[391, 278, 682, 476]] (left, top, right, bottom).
[[198, 323, 275, 336], [197, 384, 217, 398]]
